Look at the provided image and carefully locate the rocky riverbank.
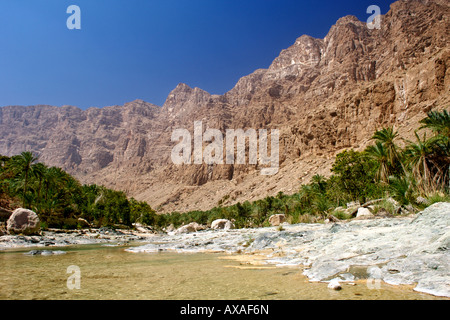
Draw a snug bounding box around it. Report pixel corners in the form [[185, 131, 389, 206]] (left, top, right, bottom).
[[0, 226, 155, 249], [126, 202, 450, 298], [1, 202, 449, 298]]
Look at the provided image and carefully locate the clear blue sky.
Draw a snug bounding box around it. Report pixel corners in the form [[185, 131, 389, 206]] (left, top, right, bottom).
[[0, 0, 395, 109]]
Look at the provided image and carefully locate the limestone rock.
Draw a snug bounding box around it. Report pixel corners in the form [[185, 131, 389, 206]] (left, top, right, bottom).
[[174, 222, 205, 234], [133, 223, 152, 233], [164, 224, 176, 233], [269, 214, 287, 226], [356, 207, 374, 219], [24, 250, 66, 256], [327, 279, 342, 291], [77, 218, 91, 228], [6, 208, 40, 235], [416, 196, 430, 205], [211, 219, 235, 230]]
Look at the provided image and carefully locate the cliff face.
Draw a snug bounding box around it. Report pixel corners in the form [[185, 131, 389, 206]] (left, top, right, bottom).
[[1, 0, 449, 213]]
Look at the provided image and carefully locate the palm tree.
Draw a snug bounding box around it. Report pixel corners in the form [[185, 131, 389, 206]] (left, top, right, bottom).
[[403, 132, 436, 193], [9, 151, 39, 207], [365, 141, 390, 183], [371, 126, 403, 174], [31, 162, 47, 200], [0, 155, 10, 169], [419, 110, 450, 138], [298, 184, 316, 207], [311, 174, 327, 194], [311, 194, 332, 218], [418, 110, 450, 190], [0, 155, 12, 195], [388, 174, 416, 206]]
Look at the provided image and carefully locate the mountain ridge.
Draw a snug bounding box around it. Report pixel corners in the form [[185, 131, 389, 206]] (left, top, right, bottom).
[[1, 0, 449, 213]]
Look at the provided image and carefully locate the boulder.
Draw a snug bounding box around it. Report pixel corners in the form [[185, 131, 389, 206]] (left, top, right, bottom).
[[325, 215, 341, 224], [6, 208, 40, 235], [174, 222, 205, 234], [211, 219, 235, 230], [355, 207, 374, 219], [77, 218, 91, 228], [134, 223, 153, 233], [164, 224, 176, 233], [345, 202, 361, 217], [268, 214, 286, 226]]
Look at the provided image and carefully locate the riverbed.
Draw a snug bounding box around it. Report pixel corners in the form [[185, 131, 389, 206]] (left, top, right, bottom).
[[0, 243, 443, 300]]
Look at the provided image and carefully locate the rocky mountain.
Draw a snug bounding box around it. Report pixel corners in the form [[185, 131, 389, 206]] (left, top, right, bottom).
[[1, 0, 449, 213]]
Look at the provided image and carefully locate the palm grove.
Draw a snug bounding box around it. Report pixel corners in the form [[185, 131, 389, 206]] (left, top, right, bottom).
[[0, 110, 448, 230], [0, 153, 157, 229]]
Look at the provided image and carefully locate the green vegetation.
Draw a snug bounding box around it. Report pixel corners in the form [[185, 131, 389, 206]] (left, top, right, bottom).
[[0, 154, 156, 229], [0, 110, 448, 230]]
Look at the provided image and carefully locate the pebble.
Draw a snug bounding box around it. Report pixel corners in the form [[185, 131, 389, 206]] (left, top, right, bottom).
[[327, 279, 342, 290]]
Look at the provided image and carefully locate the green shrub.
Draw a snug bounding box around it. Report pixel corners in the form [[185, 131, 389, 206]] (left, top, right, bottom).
[[372, 200, 397, 216], [424, 192, 450, 207], [62, 218, 78, 230], [331, 210, 351, 220]]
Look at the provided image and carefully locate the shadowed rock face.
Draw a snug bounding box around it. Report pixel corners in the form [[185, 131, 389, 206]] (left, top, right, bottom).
[[0, 0, 449, 213]]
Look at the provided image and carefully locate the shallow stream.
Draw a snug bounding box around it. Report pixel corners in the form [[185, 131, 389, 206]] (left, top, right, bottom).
[[0, 243, 444, 300]]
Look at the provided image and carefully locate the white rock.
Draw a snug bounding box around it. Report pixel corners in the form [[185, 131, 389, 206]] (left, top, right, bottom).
[[268, 214, 286, 226], [327, 279, 342, 290], [356, 207, 374, 219], [135, 224, 152, 233], [77, 218, 91, 228], [211, 219, 235, 230], [174, 222, 204, 234]]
